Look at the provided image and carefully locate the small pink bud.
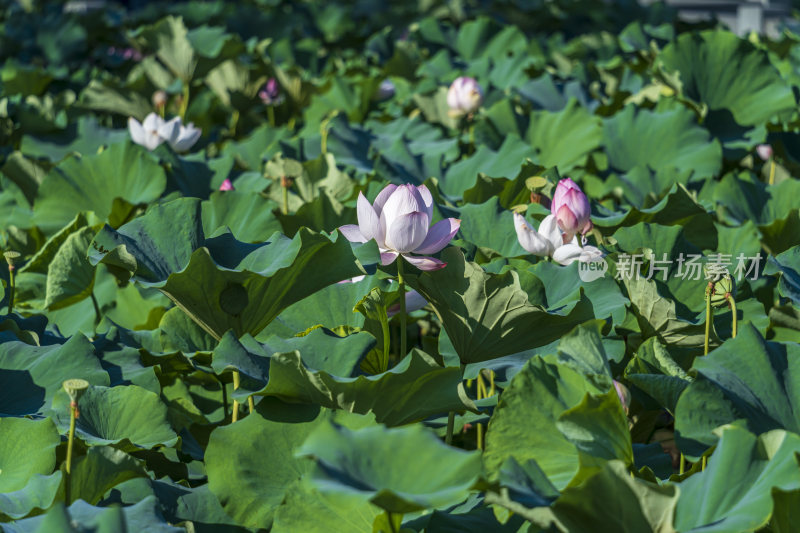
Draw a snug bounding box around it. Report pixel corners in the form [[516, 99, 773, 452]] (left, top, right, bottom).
[[756, 144, 773, 161], [219, 179, 234, 191], [447, 76, 483, 117], [550, 178, 591, 239]]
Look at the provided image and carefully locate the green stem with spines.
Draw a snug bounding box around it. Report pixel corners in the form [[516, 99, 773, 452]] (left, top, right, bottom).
[[65, 401, 77, 504]]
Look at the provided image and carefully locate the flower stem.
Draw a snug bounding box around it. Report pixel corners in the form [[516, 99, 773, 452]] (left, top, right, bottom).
[[267, 105, 275, 127], [769, 160, 776, 185], [281, 180, 289, 215], [701, 455, 707, 471], [727, 294, 737, 339], [468, 121, 475, 156], [704, 283, 713, 356], [380, 309, 390, 373], [65, 401, 78, 505], [231, 370, 241, 423], [679, 453, 686, 475], [445, 411, 456, 445], [248, 396, 254, 414], [230, 109, 240, 137], [397, 258, 407, 359], [476, 371, 486, 451], [179, 81, 190, 121], [7, 264, 15, 315]]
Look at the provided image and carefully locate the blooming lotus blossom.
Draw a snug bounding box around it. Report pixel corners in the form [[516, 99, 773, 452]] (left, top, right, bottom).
[[756, 144, 773, 161], [513, 212, 602, 266], [158, 117, 202, 152], [551, 178, 592, 239], [447, 76, 483, 117], [128, 113, 166, 151], [219, 179, 234, 191], [339, 184, 460, 271], [129, 113, 201, 153]]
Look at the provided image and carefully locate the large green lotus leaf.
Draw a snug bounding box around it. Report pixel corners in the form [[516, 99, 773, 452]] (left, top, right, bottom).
[[623, 278, 707, 349], [201, 190, 282, 244], [136, 16, 196, 81], [33, 142, 167, 232], [0, 335, 109, 416], [625, 336, 692, 413], [221, 124, 290, 172], [526, 100, 602, 171], [674, 427, 800, 533], [527, 261, 629, 324], [90, 197, 363, 339], [44, 226, 96, 310], [5, 497, 183, 533], [0, 472, 62, 520], [77, 80, 153, 122], [206, 401, 366, 529], [272, 479, 380, 533], [214, 332, 474, 426], [593, 184, 713, 233], [771, 480, 800, 533], [765, 245, 800, 306], [441, 136, 536, 198], [264, 275, 388, 336], [483, 355, 604, 490], [660, 30, 796, 126], [458, 197, 526, 258], [51, 385, 178, 449], [297, 421, 481, 514], [700, 172, 800, 228], [0, 417, 59, 493], [602, 167, 696, 210], [158, 306, 217, 354], [20, 117, 129, 162], [20, 214, 88, 275], [603, 104, 721, 176], [531, 460, 678, 533], [675, 324, 800, 456], [66, 447, 148, 506], [406, 248, 593, 365], [552, 321, 615, 390], [1, 151, 48, 205]]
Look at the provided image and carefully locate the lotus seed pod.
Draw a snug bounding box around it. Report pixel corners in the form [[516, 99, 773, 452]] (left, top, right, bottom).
[[4, 251, 20, 267], [704, 266, 734, 307], [63, 379, 90, 402]]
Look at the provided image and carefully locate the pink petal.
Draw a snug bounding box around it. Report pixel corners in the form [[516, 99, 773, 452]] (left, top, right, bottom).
[[339, 224, 367, 243], [551, 178, 581, 216], [563, 188, 590, 223], [381, 185, 425, 234], [414, 218, 460, 255], [402, 254, 447, 271], [556, 204, 579, 236], [357, 192, 384, 246], [384, 212, 429, 253], [380, 251, 399, 265], [372, 184, 398, 217], [219, 179, 233, 191], [416, 184, 434, 221]]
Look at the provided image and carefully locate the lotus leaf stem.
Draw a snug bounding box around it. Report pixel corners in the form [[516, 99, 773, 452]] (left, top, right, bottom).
[[397, 258, 407, 361], [7, 264, 14, 315], [679, 454, 685, 475], [231, 370, 241, 423], [701, 455, 707, 471], [179, 82, 190, 120], [65, 400, 77, 505], [445, 411, 456, 446], [727, 294, 737, 339], [769, 160, 776, 185], [248, 396, 254, 414], [282, 181, 289, 215], [704, 282, 713, 356], [267, 105, 275, 127], [230, 110, 240, 137]]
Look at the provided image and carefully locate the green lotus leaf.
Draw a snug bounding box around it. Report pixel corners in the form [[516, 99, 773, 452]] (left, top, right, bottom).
[[272, 479, 381, 533], [51, 385, 178, 449], [406, 248, 594, 365], [675, 324, 800, 457], [0, 335, 109, 416], [44, 226, 96, 310], [0, 472, 62, 520], [603, 104, 721, 177], [201, 190, 282, 244], [660, 30, 796, 126], [526, 100, 602, 171], [66, 447, 147, 506], [442, 136, 536, 198], [764, 245, 800, 306], [674, 427, 800, 533], [33, 142, 167, 232], [0, 417, 59, 493], [458, 197, 526, 258], [297, 421, 482, 514]]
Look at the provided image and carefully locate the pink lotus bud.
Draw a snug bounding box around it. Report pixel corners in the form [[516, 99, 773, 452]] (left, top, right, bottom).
[[550, 178, 592, 240], [259, 78, 281, 105], [152, 90, 167, 109], [219, 179, 234, 191], [614, 380, 631, 414], [756, 144, 773, 161], [447, 76, 483, 117]]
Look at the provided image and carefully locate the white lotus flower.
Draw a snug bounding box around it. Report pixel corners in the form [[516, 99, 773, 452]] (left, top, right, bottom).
[[447, 76, 483, 117], [158, 117, 202, 152], [513, 212, 602, 266], [128, 113, 166, 151]]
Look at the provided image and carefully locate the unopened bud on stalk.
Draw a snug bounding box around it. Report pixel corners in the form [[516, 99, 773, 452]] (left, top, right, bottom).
[[152, 90, 167, 110]]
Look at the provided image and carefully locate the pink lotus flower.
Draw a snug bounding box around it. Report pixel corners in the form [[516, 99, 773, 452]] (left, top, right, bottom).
[[551, 178, 592, 240], [756, 144, 773, 161], [219, 179, 234, 191], [447, 76, 483, 117], [513, 212, 602, 265], [339, 184, 460, 271], [259, 78, 282, 105]]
